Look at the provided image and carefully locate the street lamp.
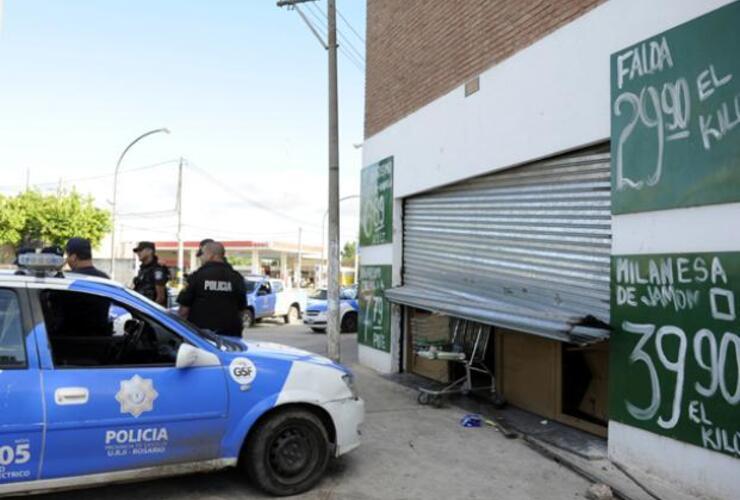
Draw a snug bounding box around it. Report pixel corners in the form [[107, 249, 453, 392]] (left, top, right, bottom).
[[320, 194, 359, 287], [109, 128, 170, 280]]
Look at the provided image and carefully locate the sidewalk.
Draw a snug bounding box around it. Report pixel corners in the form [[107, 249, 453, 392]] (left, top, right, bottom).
[[303, 363, 594, 500]]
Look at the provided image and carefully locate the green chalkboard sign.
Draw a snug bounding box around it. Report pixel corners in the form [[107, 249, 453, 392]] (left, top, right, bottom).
[[360, 157, 393, 247], [609, 252, 740, 459], [611, 1, 740, 214], [358, 265, 392, 352]]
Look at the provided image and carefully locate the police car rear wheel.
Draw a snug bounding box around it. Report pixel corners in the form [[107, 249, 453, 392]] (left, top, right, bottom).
[[244, 309, 255, 327], [284, 305, 300, 324], [245, 409, 330, 496]]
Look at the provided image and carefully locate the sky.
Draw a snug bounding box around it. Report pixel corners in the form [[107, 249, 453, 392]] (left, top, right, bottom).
[[0, 0, 366, 249]]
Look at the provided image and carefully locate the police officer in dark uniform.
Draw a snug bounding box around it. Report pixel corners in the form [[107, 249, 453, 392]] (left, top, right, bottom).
[[65, 237, 109, 278], [60, 237, 110, 335], [177, 241, 246, 336], [132, 241, 170, 307]]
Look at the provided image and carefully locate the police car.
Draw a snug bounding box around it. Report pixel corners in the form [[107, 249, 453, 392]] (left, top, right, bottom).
[[0, 253, 363, 497], [303, 287, 359, 334]]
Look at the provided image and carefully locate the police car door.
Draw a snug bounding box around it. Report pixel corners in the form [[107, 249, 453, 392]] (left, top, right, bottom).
[[0, 286, 43, 488], [255, 281, 275, 317], [30, 287, 229, 479]]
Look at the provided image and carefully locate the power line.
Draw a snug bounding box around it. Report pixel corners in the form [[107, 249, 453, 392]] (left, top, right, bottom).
[[119, 224, 177, 235], [117, 209, 177, 218], [306, 2, 364, 60], [184, 160, 320, 229], [305, 2, 365, 70], [0, 158, 180, 191], [337, 7, 365, 44]]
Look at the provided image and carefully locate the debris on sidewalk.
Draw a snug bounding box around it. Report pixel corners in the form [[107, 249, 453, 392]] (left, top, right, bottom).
[[460, 413, 483, 427], [585, 483, 614, 500]]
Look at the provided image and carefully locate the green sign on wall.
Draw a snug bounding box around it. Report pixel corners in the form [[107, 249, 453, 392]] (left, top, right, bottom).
[[358, 265, 392, 352], [360, 157, 393, 247], [609, 252, 740, 459], [611, 1, 740, 214]]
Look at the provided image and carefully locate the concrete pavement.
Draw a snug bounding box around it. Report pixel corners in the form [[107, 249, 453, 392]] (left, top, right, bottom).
[[35, 323, 593, 500]]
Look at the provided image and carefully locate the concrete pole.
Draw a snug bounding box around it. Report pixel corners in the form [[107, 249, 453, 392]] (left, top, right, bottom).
[[189, 248, 197, 271], [251, 249, 260, 275], [280, 252, 288, 284], [295, 227, 303, 287], [176, 158, 185, 288], [326, 0, 340, 362]]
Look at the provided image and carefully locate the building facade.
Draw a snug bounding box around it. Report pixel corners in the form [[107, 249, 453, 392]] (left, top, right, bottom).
[[358, 1, 740, 498]]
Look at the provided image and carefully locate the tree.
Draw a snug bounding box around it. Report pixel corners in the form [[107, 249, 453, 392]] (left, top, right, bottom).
[[341, 241, 357, 267], [0, 190, 111, 253]]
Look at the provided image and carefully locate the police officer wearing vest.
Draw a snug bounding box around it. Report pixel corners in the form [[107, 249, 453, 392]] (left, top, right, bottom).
[[177, 241, 246, 337], [132, 241, 169, 307]]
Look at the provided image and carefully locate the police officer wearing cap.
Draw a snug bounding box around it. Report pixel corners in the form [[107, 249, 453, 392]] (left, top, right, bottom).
[[132, 241, 169, 307], [177, 241, 246, 336], [65, 237, 109, 278]]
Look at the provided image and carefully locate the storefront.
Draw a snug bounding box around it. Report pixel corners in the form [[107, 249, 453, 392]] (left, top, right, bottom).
[[359, 1, 738, 497], [384, 146, 612, 433]]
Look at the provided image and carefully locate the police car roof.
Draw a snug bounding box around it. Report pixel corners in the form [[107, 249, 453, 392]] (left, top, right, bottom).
[[0, 269, 124, 289]]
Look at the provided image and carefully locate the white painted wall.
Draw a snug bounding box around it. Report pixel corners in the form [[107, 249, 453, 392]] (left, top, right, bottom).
[[362, 0, 736, 199], [609, 422, 740, 500]]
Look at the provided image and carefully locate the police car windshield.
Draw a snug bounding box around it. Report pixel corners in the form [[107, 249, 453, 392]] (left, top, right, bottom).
[[123, 287, 167, 311], [123, 288, 243, 352], [163, 310, 245, 352], [310, 289, 327, 300], [245, 280, 258, 293]]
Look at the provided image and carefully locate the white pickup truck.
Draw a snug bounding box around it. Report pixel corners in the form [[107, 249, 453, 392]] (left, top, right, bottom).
[[244, 276, 308, 326]]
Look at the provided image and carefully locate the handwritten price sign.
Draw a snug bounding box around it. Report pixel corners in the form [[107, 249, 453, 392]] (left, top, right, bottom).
[[611, 2, 740, 214], [610, 253, 740, 459]]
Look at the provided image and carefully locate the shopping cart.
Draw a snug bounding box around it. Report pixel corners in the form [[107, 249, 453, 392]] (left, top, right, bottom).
[[416, 318, 499, 408]]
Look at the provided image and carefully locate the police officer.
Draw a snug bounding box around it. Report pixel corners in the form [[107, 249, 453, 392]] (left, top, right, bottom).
[[196, 238, 233, 269], [177, 241, 246, 336], [62, 237, 111, 335], [65, 237, 109, 278], [132, 241, 169, 307]]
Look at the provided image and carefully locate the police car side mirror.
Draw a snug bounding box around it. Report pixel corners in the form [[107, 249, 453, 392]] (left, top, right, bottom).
[[175, 343, 220, 369]]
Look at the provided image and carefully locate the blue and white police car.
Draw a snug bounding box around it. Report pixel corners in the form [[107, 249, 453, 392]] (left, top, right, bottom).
[[303, 287, 359, 334], [0, 253, 363, 497]]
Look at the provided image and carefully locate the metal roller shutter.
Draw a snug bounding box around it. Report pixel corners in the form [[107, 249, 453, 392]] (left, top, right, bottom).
[[385, 147, 611, 344]]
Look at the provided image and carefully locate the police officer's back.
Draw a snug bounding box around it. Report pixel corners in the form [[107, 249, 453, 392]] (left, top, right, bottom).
[[177, 241, 246, 336], [132, 241, 169, 307]]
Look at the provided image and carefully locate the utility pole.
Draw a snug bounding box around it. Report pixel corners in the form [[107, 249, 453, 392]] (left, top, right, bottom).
[[326, 0, 340, 362], [277, 0, 340, 361], [295, 227, 303, 288], [176, 157, 185, 288]]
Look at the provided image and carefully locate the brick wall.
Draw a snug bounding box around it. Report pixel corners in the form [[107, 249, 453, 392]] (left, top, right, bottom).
[[365, 0, 605, 138]]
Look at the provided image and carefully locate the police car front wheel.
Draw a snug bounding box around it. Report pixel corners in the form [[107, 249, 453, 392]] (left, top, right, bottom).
[[244, 408, 331, 496]]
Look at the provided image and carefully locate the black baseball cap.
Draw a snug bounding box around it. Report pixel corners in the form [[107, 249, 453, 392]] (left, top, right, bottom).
[[133, 241, 156, 253], [65, 238, 92, 260], [196, 238, 214, 257]]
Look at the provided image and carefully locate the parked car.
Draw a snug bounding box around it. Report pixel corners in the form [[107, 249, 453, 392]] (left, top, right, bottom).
[[303, 286, 359, 333], [244, 276, 307, 327], [0, 255, 363, 497]]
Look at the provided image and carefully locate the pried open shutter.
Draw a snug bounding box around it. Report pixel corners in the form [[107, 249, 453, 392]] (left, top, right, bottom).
[[385, 147, 611, 344]]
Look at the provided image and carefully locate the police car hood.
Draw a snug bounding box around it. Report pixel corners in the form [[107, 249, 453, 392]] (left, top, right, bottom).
[[236, 340, 350, 375]]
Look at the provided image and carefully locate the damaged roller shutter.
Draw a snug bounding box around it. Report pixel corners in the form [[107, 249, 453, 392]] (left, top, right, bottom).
[[387, 147, 611, 344]]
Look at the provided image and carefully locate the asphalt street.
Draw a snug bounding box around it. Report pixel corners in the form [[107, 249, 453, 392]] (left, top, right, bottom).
[[32, 322, 592, 500]]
